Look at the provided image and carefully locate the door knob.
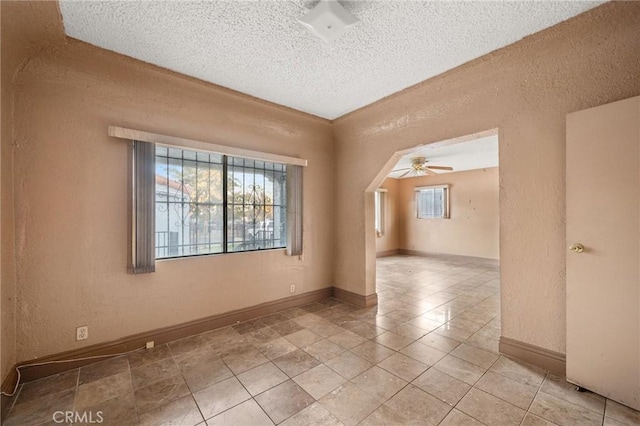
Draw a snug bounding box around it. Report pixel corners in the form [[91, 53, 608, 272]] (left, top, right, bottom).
[[569, 243, 585, 253]]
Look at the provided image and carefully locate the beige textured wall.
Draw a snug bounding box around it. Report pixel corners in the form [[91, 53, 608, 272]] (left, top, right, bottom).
[[1, 1, 66, 380], [397, 168, 499, 259], [3, 5, 334, 364], [333, 3, 640, 354], [375, 178, 400, 254]]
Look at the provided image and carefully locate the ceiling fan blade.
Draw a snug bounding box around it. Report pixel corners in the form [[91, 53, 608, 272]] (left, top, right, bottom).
[[398, 170, 412, 178], [424, 168, 437, 176], [426, 165, 453, 171], [394, 167, 412, 172]]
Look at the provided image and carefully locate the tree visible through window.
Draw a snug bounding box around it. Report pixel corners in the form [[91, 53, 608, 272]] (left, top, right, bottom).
[[155, 146, 286, 259]]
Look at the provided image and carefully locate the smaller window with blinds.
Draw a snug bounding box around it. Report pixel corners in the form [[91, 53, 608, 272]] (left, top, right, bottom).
[[415, 185, 450, 219]]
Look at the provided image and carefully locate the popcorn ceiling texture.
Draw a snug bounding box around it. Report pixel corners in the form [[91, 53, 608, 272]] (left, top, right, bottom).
[[58, 0, 603, 119]]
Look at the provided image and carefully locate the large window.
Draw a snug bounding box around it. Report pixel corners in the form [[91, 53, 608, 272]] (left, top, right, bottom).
[[155, 146, 286, 259], [416, 185, 449, 219]]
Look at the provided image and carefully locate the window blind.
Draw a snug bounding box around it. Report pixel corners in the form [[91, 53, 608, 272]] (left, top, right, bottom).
[[286, 165, 303, 256], [130, 140, 156, 273]]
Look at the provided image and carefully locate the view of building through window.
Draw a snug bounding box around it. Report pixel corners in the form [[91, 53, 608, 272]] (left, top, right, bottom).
[[155, 146, 286, 259]]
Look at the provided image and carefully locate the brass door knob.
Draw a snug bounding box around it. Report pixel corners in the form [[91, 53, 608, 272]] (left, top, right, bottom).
[[569, 243, 585, 253]]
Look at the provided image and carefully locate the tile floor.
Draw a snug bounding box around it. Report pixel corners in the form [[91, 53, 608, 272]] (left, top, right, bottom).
[[4, 254, 640, 425]]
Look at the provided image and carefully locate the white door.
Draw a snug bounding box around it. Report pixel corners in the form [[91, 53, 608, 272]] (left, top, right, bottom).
[[566, 96, 640, 411]]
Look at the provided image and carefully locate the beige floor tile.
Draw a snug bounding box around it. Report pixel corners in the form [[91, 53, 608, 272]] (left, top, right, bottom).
[[385, 384, 452, 425], [138, 395, 203, 426], [303, 339, 345, 362], [319, 382, 386, 426], [193, 377, 251, 420], [5, 388, 75, 426], [408, 315, 445, 332], [285, 329, 323, 348], [221, 344, 269, 374], [400, 341, 448, 366], [348, 322, 386, 339], [324, 351, 373, 380], [457, 388, 526, 425], [489, 356, 546, 387], [280, 307, 309, 319], [465, 333, 499, 354], [79, 392, 138, 426], [78, 356, 129, 385], [475, 370, 538, 410], [293, 364, 346, 399], [308, 321, 347, 338], [14, 370, 78, 405], [448, 317, 486, 334], [540, 373, 605, 414], [236, 361, 289, 396], [246, 327, 281, 345], [207, 399, 274, 426], [350, 341, 394, 364], [273, 349, 321, 377], [351, 366, 407, 400], [270, 320, 305, 336], [327, 330, 367, 349], [604, 416, 632, 426], [255, 337, 299, 360], [280, 402, 344, 426], [413, 367, 471, 406], [433, 324, 475, 341], [373, 331, 414, 351], [232, 318, 267, 335], [434, 355, 486, 385], [391, 323, 428, 340], [128, 344, 173, 369], [134, 374, 191, 414], [254, 380, 315, 424], [605, 399, 640, 425], [521, 412, 559, 425], [175, 349, 233, 392], [131, 357, 179, 390], [75, 371, 133, 411], [359, 404, 412, 426], [450, 343, 499, 369], [439, 408, 485, 426], [168, 334, 212, 357], [529, 391, 603, 426], [377, 352, 428, 382], [417, 332, 461, 353]]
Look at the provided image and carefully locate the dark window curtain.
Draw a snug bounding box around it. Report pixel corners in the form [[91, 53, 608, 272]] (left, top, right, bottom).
[[130, 140, 156, 273], [286, 165, 303, 256]]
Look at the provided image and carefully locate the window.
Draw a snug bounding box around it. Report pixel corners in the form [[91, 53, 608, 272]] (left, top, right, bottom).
[[154, 146, 286, 259], [374, 189, 387, 237], [416, 185, 449, 219]]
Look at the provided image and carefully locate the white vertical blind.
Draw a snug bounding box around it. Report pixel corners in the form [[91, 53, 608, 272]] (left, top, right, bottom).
[[130, 140, 156, 273], [286, 165, 303, 256]]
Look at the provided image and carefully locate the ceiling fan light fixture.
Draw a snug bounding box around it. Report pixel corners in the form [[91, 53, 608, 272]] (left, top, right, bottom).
[[298, 0, 360, 43]]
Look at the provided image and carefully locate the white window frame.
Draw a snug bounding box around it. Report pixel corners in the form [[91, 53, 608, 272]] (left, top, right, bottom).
[[415, 184, 450, 219], [374, 189, 387, 237]]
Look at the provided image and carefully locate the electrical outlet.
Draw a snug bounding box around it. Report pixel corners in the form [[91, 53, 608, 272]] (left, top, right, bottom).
[[289, 284, 295, 294], [76, 326, 88, 341], [146, 341, 155, 349]]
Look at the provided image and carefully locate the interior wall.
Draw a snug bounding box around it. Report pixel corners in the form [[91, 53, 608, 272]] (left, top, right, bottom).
[[398, 168, 499, 259], [374, 178, 400, 255], [333, 2, 640, 354], [1, 1, 66, 380], [3, 4, 334, 364]]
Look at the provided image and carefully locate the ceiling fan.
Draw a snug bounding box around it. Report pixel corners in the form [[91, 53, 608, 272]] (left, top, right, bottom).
[[396, 156, 453, 178]]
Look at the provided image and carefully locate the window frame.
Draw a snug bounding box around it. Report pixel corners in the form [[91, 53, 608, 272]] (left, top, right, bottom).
[[154, 145, 288, 260], [374, 189, 387, 237], [415, 184, 450, 219]]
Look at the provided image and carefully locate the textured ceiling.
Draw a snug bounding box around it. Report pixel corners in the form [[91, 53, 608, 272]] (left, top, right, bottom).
[[59, 0, 603, 119], [388, 134, 499, 179]]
